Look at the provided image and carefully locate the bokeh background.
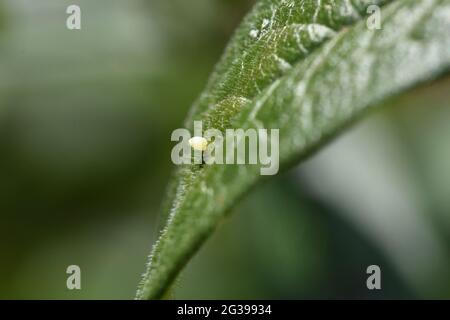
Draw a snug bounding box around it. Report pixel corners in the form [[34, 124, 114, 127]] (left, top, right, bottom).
[[0, 0, 449, 299]]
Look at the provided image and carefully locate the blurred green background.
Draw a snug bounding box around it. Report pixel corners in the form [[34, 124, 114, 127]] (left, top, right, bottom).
[[0, 0, 449, 299]]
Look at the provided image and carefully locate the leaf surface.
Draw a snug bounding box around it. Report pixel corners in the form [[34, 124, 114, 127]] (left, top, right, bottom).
[[136, 0, 450, 299]]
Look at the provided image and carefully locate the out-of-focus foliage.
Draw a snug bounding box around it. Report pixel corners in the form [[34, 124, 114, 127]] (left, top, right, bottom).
[[0, 0, 249, 299], [0, 0, 449, 299]]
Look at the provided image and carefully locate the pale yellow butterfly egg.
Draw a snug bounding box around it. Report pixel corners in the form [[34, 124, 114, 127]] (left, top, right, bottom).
[[189, 136, 208, 151]]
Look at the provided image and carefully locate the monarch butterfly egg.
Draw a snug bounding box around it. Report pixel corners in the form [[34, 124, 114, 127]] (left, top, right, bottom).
[[189, 136, 208, 151]]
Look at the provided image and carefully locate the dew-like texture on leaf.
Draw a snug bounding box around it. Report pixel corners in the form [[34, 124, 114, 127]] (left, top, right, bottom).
[[186, 0, 391, 129], [136, 0, 450, 299]]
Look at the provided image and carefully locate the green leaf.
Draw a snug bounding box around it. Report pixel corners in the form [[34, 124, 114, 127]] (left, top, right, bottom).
[[136, 0, 450, 299]]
